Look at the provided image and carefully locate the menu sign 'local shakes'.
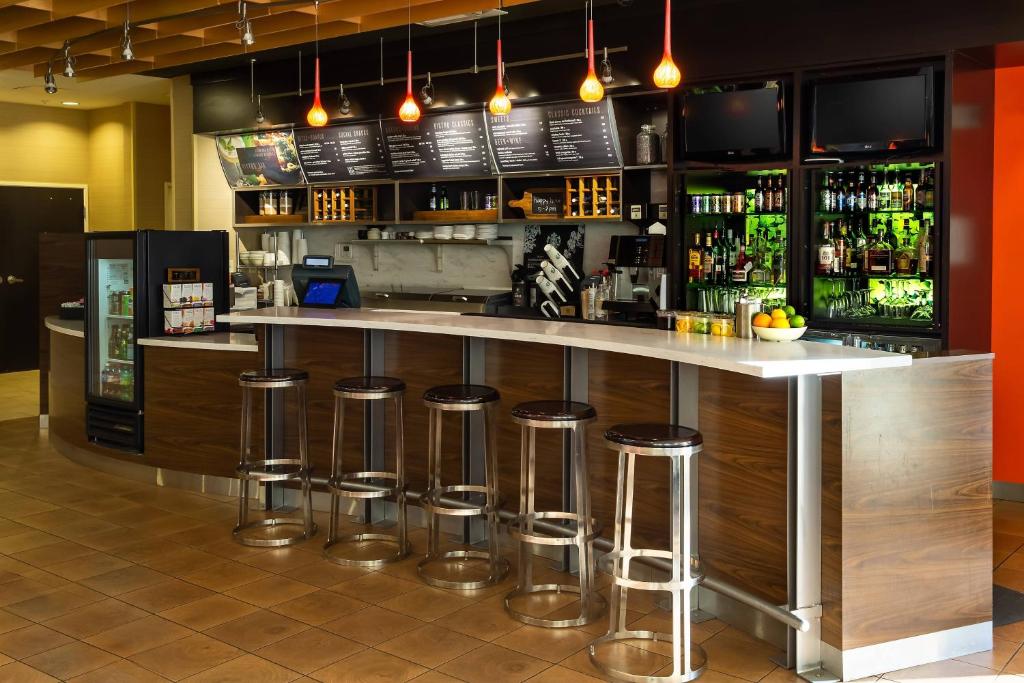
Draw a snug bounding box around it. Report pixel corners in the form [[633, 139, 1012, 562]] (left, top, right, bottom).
[[294, 123, 390, 182], [383, 111, 493, 178], [216, 131, 305, 187], [486, 100, 621, 173]]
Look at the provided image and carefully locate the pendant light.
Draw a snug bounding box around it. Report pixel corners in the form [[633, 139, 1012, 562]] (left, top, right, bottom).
[[306, 1, 328, 127], [398, 0, 420, 122], [652, 0, 681, 89], [488, 0, 511, 115], [578, 1, 603, 103], [338, 84, 351, 116]]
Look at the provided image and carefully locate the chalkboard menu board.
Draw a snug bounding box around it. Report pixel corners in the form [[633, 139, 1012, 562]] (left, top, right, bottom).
[[383, 111, 493, 178], [486, 100, 621, 173], [215, 131, 305, 187], [294, 123, 390, 182]]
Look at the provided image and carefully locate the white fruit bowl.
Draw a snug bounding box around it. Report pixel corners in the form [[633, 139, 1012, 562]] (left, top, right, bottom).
[[752, 326, 808, 342]]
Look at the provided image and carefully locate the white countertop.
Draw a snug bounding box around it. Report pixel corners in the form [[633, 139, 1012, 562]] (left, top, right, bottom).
[[218, 307, 912, 378], [138, 332, 258, 353], [45, 316, 84, 338]]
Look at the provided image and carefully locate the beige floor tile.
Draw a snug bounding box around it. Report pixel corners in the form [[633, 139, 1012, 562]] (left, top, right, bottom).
[[321, 605, 424, 646], [270, 589, 369, 625], [0, 371, 40, 421], [239, 547, 323, 574], [699, 626, 780, 681], [68, 658, 170, 682], [110, 538, 177, 565], [180, 653, 301, 682], [224, 575, 320, 608], [43, 598, 149, 639], [561, 642, 668, 679], [883, 658, 999, 682], [164, 525, 230, 549], [957, 637, 1021, 671], [311, 648, 426, 683], [0, 609, 32, 635], [331, 571, 422, 604], [997, 621, 1024, 645], [526, 665, 604, 682], [0, 519, 31, 539], [130, 633, 243, 680], [204, 609, 309, 651], [379, 623, 485, 668], [994, 566, 1024, 592], [0, 661, 59, 682], [159, 595, 259, 631], [85, 614, 193, 657], [410, 672, 465, 683], [284, 562, 372, 589], [0, 496, 59, 520], [48, 552, 132, 581], [143, 546, 225, 577], [182, 561, 271, 592], [10, 540, 97, 568], [79, 564, 169, 596], [75, 528, 139, 552], [21, 641, 119, 680], [120, 579, 215, 613], [6, 584, 105, 621], [256, 628, 364, 674], [0, 624, 75, 659], [438, 642, 548, 683], [0, 530, 62, 555], [495, 624, 595, 663], [380, 586, 476, 621], [434, 594, 525, 642]]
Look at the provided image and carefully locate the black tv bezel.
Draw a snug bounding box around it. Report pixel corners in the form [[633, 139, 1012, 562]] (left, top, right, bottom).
[[682, 82, 787, 161], [809, 66, 935, 155]]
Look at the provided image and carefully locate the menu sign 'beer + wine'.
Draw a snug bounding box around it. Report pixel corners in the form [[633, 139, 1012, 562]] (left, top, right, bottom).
[[485, 100, 621, 173], [294, 123, 390, 182], [383, 111, 493, 178]]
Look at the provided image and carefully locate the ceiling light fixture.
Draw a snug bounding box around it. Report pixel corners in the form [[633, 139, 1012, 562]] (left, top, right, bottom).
[[44, 63, 57, 94], [238, 1, 254, 47], [255, 94, 265, 123], [600, 46, 613, 84], [420, 72, 434, 106], [305, 1, 328, 127], [62, 101, 79, 106], [62, 41, 75, 78], [121, 20, 134, 60], [579, 0, 603, 103], [398, 0, 420, 123], [488, 0, 511, 116], [338, 84, 351, 116], [653, 0, 681, 88]]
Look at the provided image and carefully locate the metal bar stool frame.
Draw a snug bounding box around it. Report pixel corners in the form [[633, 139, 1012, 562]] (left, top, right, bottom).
[[505, 408, 606, 628], [324, 379, 410, 567], [589, 435, 706, 683], [234, 372, 317, 548], [418, 390, 509, 590]]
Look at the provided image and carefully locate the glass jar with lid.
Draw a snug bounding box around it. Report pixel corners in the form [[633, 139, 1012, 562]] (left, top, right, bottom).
[[635, 124, 661, 165]]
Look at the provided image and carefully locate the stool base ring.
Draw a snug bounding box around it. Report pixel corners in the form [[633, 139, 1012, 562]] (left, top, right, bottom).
[[232, 517, 317, 547], [417, 549, 509, 590], [508, 511, 602, 546], [598, 549, 704, 592], [328, 471, 402, 500], [236, 459, 305, 482], [421, 485, 497, 518], [589, 631, 707, 683], [322, 533, 410, 568], [504, 583, 606, 628]]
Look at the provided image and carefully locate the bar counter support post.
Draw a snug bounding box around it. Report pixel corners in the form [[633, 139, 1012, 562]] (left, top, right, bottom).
[[787, 373, 832, 682], [265, 324, 285, 511], [463, 336, 487, 545], [561, 346, 589, 574], [671, 361, 705, 618], [364, 329, 388, 525]]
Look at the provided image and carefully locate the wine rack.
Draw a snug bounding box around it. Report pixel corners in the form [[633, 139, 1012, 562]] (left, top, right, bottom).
[[311, 186, 377, 223], [565, 174, 620, 219]]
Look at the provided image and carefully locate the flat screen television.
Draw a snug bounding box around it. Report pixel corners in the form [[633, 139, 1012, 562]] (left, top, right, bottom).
[[683, 85, 785, 159], [811, 69, 934, 154]]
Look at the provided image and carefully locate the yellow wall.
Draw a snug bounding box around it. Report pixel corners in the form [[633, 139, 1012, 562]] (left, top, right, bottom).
[[0, 102, 90, 186], [132, 102, 171, 229], [87, 104, 133, 231]]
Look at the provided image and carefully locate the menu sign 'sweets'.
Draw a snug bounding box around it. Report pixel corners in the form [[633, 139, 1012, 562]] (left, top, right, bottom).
[[295, 123, 390, 182], [383, 111, 493, 178]]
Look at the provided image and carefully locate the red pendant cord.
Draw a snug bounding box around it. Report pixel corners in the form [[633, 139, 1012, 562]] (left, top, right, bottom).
[[496, 39, 503, 88], [587, 19, 596, 74], [663, 0, 672, 56], [406, 50, 413, 96], [313, 57, 321, 105]]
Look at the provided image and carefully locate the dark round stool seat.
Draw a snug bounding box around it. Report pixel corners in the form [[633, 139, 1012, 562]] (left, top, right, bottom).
[[424, 384, 499, 405], [334, 376, 406, 395], [512, 400, 596, 422], [605, 423, 703, 450], [239, 368, 308, 384]]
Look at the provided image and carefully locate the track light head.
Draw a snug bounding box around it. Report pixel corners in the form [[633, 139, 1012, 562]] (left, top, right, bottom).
[[600, 47, 613, 84], [338, 84, 351, 116], [44, 64, 57, 94], [242, 21, 255, 46], [420, 72, 434, 106], [62, 41, 75, 78], [255, 94, 265, 123], [121, 21, 134, 61]]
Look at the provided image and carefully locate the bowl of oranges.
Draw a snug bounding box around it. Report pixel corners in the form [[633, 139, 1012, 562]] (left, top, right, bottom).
[[751, 306, 807, 342]]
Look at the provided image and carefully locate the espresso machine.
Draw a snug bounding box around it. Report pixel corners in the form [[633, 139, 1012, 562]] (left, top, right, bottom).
[[604, 234, 667, 321]]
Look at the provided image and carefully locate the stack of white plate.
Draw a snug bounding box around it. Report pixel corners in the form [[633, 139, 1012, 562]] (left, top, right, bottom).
[[475, 224, 498, 240], [453, 225, 476, 240], [415, 230, 434, 240], [433, 225, 454, 240]]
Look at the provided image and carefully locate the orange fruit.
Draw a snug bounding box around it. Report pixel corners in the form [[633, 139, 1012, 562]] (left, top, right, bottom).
[[770, 308, 787, 320], [752, 313, 772, 328], [769, 317, 791, 329]]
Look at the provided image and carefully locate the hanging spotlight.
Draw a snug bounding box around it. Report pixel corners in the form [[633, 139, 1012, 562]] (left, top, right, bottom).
[[488, 0, 511, 116], [653, 0, 681, 88], [338, 84, 351, 116], [398, 0, 420, 122], [579, 1, 604, 103], [237, 1, 255, 46], [250, 59, 265, 124], [44, 62, 57, 94], [121, 21, 134, 61], [255, 94, 265, 124], [62, 41, 75, 78], [600, 46, 613, 84], [305, 2, 328, 127], [420, 72, 434, 106], [502, 61, 510, 96]]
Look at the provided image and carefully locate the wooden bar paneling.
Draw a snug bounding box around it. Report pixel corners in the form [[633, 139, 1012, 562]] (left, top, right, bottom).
[[38, 233, 84, 415], [823, 359, 992, 651], [49, 330, 88, 450], [697, 367, 789, 605], [587, 351, 672, 549]]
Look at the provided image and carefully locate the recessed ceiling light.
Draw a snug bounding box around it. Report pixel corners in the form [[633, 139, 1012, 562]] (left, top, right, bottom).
[[62, 101, 79, 106]]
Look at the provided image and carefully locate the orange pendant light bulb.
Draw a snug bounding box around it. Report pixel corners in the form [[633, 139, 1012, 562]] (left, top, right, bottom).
[[399, 50, 420, 122], [653, 0, 681, 89], [306, 57, 328, 127], [489, 39, 511, 115], [579, 15, 603, 103]]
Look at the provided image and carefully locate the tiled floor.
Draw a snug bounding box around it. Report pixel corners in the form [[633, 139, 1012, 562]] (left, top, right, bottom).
[[0, 415, 1017, 682], [0, 371, 39, 423]]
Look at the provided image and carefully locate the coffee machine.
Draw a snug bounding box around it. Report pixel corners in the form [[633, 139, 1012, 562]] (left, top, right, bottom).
[[604, 234, 666, 322]]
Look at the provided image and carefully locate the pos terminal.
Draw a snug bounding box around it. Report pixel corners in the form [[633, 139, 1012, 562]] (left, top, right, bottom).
[[291, 255, 361, 309]]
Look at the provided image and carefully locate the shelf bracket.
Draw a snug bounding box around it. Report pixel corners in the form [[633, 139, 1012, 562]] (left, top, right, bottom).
[[371, 245, 381, 271], [435, 245, 444, 272]]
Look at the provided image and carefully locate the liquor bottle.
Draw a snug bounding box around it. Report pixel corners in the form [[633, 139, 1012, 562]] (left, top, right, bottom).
[[713, 229, 726, 284], [754, 176, 765, 213], [826, 172, 837, 211], [820, 172, 833, 212], [866, 227, 893, 275], [835, 172, 847, 213], [732, 236, 751, 283], [902, 173, 914, 211], [917, 219, 933, 277], [726, 228, 737, 268], [915, 170, 927, 209], [867, 173, 879, 211], [772, 239, 787, 285], [439, 186, 449, 210], [773, 175, 786, 212], [855, 172, 867, 213], [816, 221, 835, 276], [688, 233, 703, 283], [842, 222, 858, 275], [878, 171, 891, 211], [894, 232, 914, 275], [890, 172, 904, 211], [750, 229, 769, 284], [428, 184, 438, 211], [923, 168, 935, 209], [834, 222, 845, 275], [703, 232, 714, 283]]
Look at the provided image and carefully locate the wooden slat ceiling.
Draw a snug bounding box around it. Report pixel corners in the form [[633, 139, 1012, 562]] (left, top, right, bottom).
[[0, 0, 540, 82]]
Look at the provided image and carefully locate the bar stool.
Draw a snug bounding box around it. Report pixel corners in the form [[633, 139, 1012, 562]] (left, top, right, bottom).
[[505, 400, 605, 628], [234, 368, 316, 547], [590, 423, 706, 683], [324, 376, 409, 567], [418, 384, 508, 589]]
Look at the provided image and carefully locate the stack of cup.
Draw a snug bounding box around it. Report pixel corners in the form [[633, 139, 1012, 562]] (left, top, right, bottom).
[[273, 279, 286, 307]]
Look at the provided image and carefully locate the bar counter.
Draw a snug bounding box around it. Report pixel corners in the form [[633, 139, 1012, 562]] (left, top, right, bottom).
[[45, 311, 993, 681]]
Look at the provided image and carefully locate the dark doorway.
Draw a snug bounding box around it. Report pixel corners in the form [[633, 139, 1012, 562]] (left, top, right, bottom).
[[0, 186, 85, 373]]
